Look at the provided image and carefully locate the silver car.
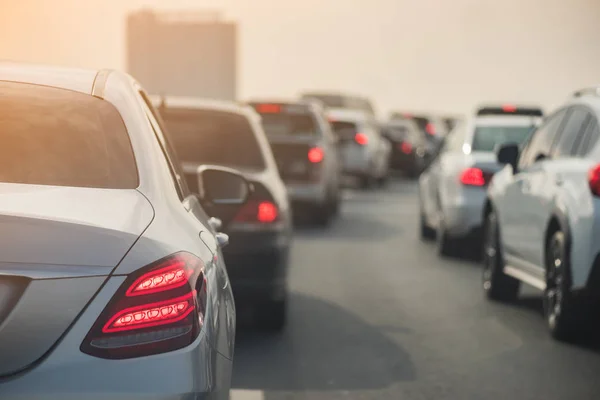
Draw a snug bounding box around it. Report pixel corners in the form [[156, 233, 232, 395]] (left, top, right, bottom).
[[327, 108, 391, 188], [0, 64, 248, 399], [418, 105, 542, 256]]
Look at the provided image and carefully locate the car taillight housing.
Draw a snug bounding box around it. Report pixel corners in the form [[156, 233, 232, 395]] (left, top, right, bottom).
[[460, 167, 487, 186], [308, 147, 324, 163], [588, 164, 600, 196], [233, 199, 279, 224], [400, 141, 412, 154], [355, 132, 369, 145], [425, 123, 436, 135], [81, 252, 207, 360]]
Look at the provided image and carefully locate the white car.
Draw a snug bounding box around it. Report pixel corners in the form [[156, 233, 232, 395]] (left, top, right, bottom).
[[327, 108, 391, 188], [484, 92, 600, 340], [419, 105, 542, 256]]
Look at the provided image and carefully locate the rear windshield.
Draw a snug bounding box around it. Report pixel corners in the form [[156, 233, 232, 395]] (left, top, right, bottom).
[[161, 108, 266, 170], [0, 81, 138, 189], [330, 121, 358, 140], [258, 112, 319, 137], [471, 125, 534, 152], [303, 94, 345, 108]]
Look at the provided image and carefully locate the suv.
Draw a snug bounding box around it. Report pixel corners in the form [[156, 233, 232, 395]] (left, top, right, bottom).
[[248, 100, 343, 225], [484, 90, 600, 340]]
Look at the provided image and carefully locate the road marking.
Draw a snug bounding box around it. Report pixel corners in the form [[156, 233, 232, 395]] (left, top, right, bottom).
[[230, 389, 265, 400]]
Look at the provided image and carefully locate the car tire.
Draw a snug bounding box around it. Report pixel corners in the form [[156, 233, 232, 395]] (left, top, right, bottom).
[[256, 299, 287, 333], [359, 175, 374, 189], [419, 210, 436, 241], [543, 230, 587, 341], [436, 212, 459, 257], [482, 210, 520, 302]]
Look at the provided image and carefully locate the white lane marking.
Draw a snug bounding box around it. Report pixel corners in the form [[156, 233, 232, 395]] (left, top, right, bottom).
[[230, 389, 265, 400]]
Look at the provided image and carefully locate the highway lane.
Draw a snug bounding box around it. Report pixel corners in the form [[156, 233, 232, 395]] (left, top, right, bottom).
[[231, 177, 600, 400]]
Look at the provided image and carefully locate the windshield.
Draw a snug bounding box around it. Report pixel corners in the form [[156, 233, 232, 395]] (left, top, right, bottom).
[[257, 112, 319, 137], [302, 94, 345, 108], [161, 108, 266, 170], [471, 125, 533, 152], [330, 120, 358, 140], [0, 81, 138, 189]]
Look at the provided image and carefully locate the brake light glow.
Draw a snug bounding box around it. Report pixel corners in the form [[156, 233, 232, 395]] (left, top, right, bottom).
[[258, 201, 278, 223], [103, 292, 196, 334], [126, 260, 193, 297], [256, 104, 281, 113], [588, 164, 600, 196], [425, 123, 436, 135], [400, 142, 412, 154], [460, 168, 486, 186], [502, 104, 517, 112], [355, 132, 369, 145], [308, 147, 324, 163]]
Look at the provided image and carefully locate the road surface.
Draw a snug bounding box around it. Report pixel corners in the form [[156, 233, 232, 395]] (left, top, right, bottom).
[[231, 178, 600, 399]]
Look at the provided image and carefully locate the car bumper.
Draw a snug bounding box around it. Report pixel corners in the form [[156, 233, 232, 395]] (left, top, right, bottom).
[[285, 182, 327, 205], [443, 189, 487, 237], [0, 279, 230, 399], [223, 229, 291, 303]]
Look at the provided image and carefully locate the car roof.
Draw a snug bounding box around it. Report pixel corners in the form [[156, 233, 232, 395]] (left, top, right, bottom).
[[151, 95, 256, 118], [0, 61, 100, 95], [246, 98, 323, 111], [326, 107, 371, 122]]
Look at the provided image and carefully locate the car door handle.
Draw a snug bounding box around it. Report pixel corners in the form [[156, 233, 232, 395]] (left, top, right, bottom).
[[215, 232, 229, 248], [208, 217, 222, 231]]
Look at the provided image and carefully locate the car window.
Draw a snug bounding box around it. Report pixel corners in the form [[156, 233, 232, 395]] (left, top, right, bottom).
[[256, 110, 320, 137], [551, 106, 590, 158], [0, 81, 138, 189], [330, 120, 358, 141], [138, 90, 190, 200], [518, 108, 568, 170], [161, 108, 266, 170], [576, 117, 600, 157], [471, 125, 533, 152]]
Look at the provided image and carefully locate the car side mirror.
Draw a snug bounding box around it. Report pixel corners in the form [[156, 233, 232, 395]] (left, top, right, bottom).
[[196, 165, 251, 228], [496, 143, 520, 172]]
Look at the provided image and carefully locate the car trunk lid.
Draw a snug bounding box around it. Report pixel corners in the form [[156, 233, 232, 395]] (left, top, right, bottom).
[[0, 184, 154, 377]]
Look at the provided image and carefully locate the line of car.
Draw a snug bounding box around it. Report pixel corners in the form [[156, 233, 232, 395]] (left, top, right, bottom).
[[0, 65, 403, 399], [416, 95, 600, 342]]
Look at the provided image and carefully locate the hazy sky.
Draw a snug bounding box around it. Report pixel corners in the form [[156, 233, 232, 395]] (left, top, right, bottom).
[[1, 0, 599, 116]]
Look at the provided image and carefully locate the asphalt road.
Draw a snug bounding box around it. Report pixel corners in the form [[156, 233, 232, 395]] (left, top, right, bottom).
[[231, 177, 600, 400]]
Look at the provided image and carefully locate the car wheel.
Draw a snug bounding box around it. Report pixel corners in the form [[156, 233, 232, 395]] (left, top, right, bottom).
[[482, 210, 520, 302], [256, 299, 287, 332], [436, 211, 458, 257], [419, 208, 436, 241], [544, 231, 586, 341], [359, 175, 374, 189]]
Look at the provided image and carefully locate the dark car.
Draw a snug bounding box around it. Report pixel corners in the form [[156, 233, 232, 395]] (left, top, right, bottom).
[[389, 112, 449, 161], [247, 99, 343, 225], [382, 119, 433, 177], [155, 96, 293, 331]]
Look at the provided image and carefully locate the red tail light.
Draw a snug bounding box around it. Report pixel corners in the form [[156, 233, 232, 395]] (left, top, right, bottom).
[[502, 104, 517, 113], [81, 252, 206, 359], [588, 164, 600, 196], [400, 142, 412, 154], [256, 103, 281, 113], [425, 123, 436, 135], [308, 147, 324, 163], [233, 200, 279, 224], [355, 132, 369, 145], [460, 167, 486, 186]]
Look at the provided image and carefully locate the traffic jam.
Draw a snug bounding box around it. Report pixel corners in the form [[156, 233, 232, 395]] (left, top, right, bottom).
[[2, 10, 600, 400]]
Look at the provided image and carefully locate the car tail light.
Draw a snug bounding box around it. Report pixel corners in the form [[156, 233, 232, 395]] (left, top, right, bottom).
[[233, 200, 279, 224], [400, 142, 412, 154], [502, 104, 517, 113], [81, 252, 206, 360], [425, 123, 436, 135], [460, 167, 486, 186], [588, 164, 600, 196], [255, 103, 281, 113], [355, 132, 369, 145], [308, 147, 324, 163]]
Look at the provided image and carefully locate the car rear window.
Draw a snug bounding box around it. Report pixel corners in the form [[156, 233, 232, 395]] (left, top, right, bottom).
[[257, 112, 319, 137], [302, 94, 345, 108], [330, 120, 358, 140], [0, 81, 138, 189], [471, 125, 534, 152], [161, 108, 266, 170]]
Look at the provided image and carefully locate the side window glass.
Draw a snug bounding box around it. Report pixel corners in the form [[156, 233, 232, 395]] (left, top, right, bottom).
[[576, 117, 599, 156], [552, 107, 589, 158], [518, 109, 567, 169], [137, 90, 190, 200]]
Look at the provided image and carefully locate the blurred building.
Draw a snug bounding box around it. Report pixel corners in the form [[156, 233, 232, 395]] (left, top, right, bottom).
[[127, 9, 237, 101]]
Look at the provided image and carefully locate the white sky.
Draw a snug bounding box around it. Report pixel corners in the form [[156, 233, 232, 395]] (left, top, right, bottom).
[[0, 0, 599, 116]]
